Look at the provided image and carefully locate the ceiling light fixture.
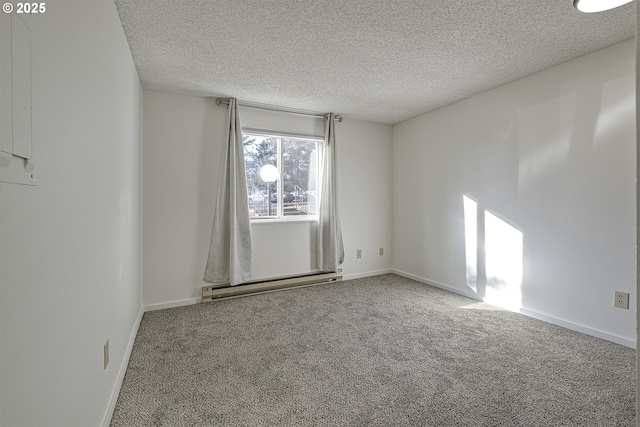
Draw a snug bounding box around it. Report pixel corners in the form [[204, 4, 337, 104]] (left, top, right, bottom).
[[573, 0, 634, 13]]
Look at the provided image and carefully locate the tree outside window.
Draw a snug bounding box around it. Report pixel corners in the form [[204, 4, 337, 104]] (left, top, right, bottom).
[[243, 133, 318, 219]]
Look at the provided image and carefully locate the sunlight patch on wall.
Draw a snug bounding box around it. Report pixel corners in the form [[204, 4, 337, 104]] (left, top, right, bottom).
[[463, 195, 478, 292], [462, 194, 524, 311], [484, 211, 523, 310]]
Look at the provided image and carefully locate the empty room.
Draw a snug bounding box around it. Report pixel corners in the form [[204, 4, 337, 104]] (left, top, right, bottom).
[[0, 0, 638, 426]]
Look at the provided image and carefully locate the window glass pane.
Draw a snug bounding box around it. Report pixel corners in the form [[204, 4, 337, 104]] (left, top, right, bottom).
[[243, 132, 319, 220], [243, 134, 278, 218], [282, 137, 317, 216]]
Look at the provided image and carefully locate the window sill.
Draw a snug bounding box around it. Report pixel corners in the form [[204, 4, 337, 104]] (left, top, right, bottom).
[[250, 216, 318, 224]]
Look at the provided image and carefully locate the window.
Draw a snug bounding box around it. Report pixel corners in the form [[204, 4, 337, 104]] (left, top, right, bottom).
[[243, 131, 319, 220]]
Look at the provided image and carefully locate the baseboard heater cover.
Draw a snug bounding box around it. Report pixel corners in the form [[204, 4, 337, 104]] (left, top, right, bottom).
[[202, 269, 343, 302]]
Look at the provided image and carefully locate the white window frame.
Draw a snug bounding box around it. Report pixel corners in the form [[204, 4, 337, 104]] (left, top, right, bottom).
[[243, 128, 321, 223]]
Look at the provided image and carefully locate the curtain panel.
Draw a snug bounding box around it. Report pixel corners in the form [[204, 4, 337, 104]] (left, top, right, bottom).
[[204, 98, 253, 286], [317, 113, 345, 271]]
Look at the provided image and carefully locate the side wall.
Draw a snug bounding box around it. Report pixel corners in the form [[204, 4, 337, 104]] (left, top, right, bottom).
[[393, 39, 636, 347], [142, 90, 393, 309], [0, 1, 143, 425], [635, 7, 639, 423]]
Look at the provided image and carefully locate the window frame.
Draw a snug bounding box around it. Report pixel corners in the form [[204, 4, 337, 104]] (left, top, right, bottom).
[[242, 128, 322, 223]]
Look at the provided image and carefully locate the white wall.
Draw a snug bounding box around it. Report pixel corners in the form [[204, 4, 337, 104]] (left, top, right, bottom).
[[142, 89, 393, 308], [393, 39, 636, 347], [142, 91, 222, 308], [0, 1, 143, 426], [635, 9, 639, 422], [338, 118, 393, 278]]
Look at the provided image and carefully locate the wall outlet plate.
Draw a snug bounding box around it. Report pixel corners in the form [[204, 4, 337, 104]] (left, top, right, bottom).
[[379, 248, 384, 256], [614, 291, 629, 309], [356, 249, 362, 259]]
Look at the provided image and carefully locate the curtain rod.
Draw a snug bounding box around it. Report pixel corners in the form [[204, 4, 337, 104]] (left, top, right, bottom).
[[215, 98, 343, 122]]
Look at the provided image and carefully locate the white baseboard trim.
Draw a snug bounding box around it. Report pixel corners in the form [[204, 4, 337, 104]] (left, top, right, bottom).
[[391, 269, 636, 349], [518, 308, 635, 349], [392, 269, 482, 301], [101, 305, 144, 427], [144, 297, 201, 312], [342, 269, 393, 282]]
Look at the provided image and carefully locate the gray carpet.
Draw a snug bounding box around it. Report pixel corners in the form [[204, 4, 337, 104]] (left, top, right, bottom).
[[111, 274, 636, 426]]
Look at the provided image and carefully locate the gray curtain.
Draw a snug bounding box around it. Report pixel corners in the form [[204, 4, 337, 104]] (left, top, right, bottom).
[[204, 98, 252, 286], [317, 113, 344, 271]]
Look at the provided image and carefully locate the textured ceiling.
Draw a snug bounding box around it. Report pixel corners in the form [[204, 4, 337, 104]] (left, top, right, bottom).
[[114, 0, 635, 125]]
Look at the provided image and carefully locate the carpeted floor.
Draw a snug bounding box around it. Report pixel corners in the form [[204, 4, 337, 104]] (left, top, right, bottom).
[[111, 274, 636, 426]]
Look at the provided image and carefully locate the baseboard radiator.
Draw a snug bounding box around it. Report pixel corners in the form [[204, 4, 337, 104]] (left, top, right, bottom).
[[202, 269, 343, 302]]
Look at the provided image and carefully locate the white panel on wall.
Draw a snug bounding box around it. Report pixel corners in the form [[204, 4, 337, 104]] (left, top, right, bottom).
[[0, 14, 36, 185], [0, 13, 12, 155], [11, 15, 31, 159]]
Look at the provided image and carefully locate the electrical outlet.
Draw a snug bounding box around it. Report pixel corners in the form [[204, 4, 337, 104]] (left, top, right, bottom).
[[104, 340, 109, 369], [379, 248, 384, 256], [614, 291, 629, 309], [356, 249, 362, 259]]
